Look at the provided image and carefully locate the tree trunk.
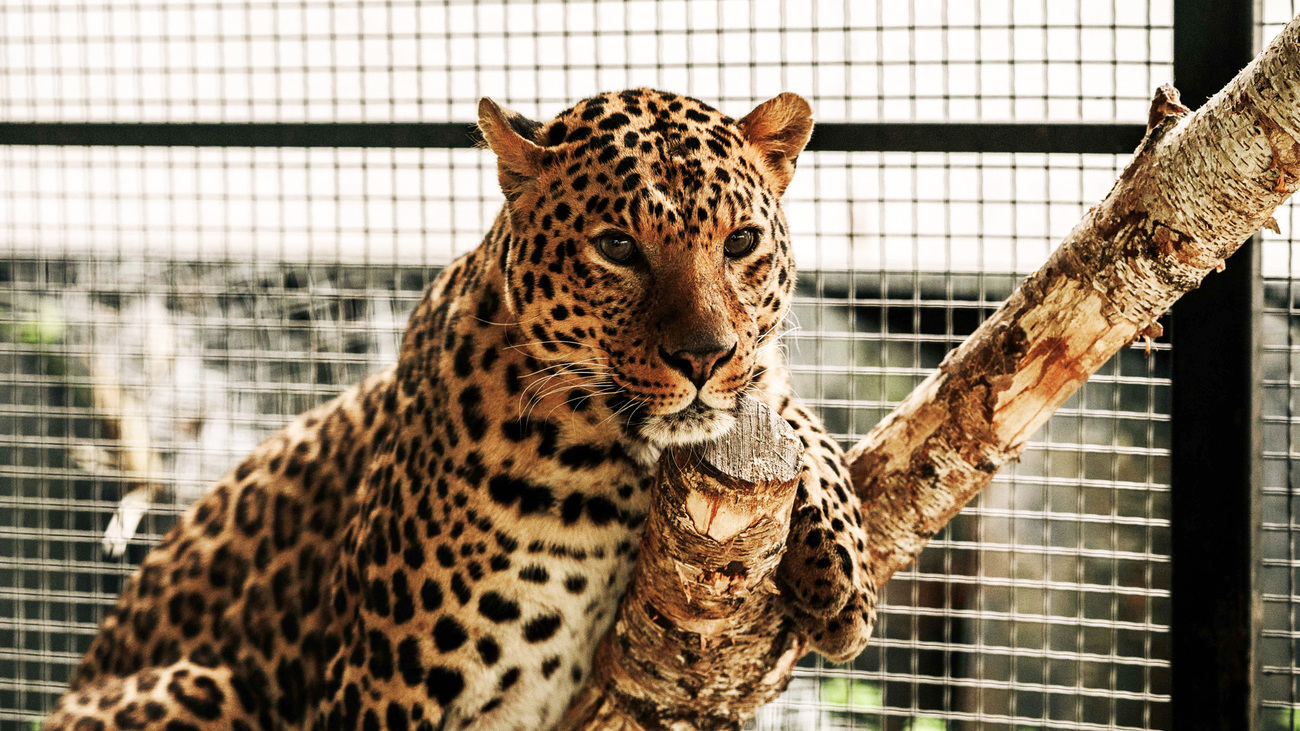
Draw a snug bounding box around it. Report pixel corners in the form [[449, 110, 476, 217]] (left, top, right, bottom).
[[565, 11, 1300, 729]]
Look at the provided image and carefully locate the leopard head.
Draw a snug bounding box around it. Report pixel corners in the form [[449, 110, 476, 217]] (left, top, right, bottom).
[[478, 88, 810, 449]]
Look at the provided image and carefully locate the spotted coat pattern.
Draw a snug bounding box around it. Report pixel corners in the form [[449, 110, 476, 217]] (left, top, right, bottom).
[[45, 88, 877, 731]]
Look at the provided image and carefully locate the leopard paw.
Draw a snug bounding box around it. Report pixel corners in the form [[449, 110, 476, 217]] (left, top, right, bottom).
[[786, 585, 878, 663], [777, 502, 863, 618]]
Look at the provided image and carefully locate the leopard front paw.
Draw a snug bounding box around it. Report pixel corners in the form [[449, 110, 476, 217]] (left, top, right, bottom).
[[786, 584, 878, 663], [776, 503, 863, 618]]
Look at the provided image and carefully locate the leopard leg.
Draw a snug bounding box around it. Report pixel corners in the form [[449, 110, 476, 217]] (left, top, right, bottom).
[[43, 659, 267, 731], [773, 399, 878, 662]]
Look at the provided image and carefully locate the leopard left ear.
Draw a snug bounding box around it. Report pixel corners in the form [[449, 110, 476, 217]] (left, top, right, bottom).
[[738, 93, 814, 195], [478, 97, 545, 201]]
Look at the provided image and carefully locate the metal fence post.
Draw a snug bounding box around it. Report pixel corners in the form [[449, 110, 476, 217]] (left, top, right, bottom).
[[1170, 0, 1262, 728]]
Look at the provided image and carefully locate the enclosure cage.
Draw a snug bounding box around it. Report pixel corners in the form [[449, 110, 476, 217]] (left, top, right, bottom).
[[0, 0, 1296, 729]]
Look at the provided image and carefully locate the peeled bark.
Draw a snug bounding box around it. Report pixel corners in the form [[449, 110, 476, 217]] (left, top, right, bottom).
[[565, 12, 1300, 729]]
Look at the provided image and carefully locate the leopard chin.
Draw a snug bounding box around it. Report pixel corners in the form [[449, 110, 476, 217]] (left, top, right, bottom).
[[619, 400, 740, 469], [637, 401, 738, 450]]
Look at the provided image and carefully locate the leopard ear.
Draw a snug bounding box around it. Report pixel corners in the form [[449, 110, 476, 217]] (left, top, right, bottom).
[[477, 98, 545, 200], [738, 93, 814, 194]]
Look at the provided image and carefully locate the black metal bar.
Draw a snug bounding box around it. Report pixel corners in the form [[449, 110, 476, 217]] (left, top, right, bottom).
[[808, 122, 1146, 154], [1170, 0, 1261, 728], [0, 121, 1147, 155], [0, 122, 479, 148]]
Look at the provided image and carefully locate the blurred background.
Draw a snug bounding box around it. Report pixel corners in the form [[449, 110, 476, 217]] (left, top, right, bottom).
[[0, 1, 1296, 729]]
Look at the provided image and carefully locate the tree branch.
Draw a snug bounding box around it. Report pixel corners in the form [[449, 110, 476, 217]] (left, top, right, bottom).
[[851, 16, 1300, 584], [561, 397, 804, 730], [565, 12, 1300, 728]]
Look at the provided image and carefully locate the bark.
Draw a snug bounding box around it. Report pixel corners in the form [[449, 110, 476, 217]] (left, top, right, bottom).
[[561, 396, 805, 730], [850, 18, 1300, 584], [564, 12, 1300, 729]]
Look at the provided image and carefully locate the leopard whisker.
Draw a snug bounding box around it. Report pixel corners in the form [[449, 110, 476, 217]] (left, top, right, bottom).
[[531, 382, 619, 423], [539, 387, 624, 422], [504, 339, 608, 360], [521, 375, 613, 423], [596, 393, 643, 431], [516, 357, 613, 417]]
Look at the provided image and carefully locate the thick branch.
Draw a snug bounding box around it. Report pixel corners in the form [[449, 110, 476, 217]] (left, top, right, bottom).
[[851, 17, 1300, 585]]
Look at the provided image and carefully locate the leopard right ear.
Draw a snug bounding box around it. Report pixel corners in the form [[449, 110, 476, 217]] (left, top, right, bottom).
[[477, 98, 545, 200], [738, 93, 814, 195]]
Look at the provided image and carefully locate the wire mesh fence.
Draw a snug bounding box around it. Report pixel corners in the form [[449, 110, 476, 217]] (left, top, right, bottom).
[[1258, 5, 1300, 731], [1, 0, 1172, 124], [1262, 224, 1300, 731], [0, 0, 1271, 729]]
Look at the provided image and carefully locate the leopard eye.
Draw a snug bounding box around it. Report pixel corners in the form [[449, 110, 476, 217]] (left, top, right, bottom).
[[724, 228, 760, 258], [593, 231, 638, 265]]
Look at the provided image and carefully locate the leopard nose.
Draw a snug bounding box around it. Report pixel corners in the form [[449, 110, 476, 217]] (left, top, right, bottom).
[[659, 340, 737, 388]]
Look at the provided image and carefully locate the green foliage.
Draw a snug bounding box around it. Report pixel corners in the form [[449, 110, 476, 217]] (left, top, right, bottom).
[[818, 677, 949, 731], [820, 677, 882, 709], [2, 300, 65, 345], [1270, 708, 1300, 731], [907, 717, 949, 731]]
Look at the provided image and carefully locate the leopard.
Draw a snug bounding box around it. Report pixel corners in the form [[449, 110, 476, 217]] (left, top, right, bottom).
[[44, 88, 878, 731]]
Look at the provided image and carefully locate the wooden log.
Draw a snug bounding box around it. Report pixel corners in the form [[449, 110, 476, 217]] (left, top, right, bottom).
[[561, 396, 805, 730]]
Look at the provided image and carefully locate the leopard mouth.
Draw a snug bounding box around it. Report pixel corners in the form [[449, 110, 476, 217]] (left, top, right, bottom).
[[634, 398, 739, 448]]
